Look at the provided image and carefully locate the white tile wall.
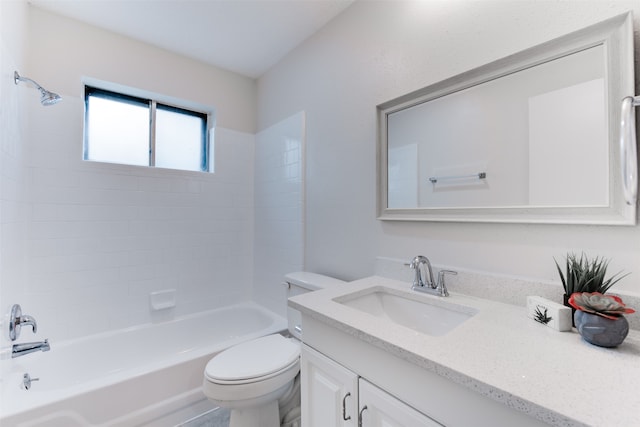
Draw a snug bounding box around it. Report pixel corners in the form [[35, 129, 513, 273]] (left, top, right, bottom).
[[12, 96, 256, 343], [253, 112, 305, 317], [1, 5, 29, 352]]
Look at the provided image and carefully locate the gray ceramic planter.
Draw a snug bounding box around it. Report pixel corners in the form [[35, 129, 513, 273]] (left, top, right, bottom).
[[574, 310, 629, 347]]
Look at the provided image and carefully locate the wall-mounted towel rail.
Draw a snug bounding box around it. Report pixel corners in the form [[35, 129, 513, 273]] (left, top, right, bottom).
[[429, 172, 486, 184]]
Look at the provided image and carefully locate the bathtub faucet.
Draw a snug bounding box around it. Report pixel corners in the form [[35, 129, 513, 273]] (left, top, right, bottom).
[[12, 339, 50, 358]]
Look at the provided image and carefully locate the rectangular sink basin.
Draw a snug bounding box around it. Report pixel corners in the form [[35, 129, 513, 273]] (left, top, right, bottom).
[[334, 286, 477, 336]]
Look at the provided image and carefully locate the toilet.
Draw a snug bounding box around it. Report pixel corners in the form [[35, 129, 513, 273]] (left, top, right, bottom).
[[202, 272, 345, 427]]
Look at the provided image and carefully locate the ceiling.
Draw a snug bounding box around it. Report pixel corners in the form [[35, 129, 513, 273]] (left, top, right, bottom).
[[29, 0, 354, 78]]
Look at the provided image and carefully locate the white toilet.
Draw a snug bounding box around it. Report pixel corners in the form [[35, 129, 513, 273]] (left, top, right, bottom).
[[202, 272, 345, 427]]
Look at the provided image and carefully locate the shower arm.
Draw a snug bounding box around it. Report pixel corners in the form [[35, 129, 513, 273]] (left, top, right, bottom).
[[15, 71, 47, 94]]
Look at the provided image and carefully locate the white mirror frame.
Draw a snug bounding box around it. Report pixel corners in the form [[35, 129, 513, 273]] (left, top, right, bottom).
[[377, 12, 636, 225]]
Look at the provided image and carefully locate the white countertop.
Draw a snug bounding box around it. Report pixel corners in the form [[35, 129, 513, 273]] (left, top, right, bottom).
[[289, 276, 640, 427]]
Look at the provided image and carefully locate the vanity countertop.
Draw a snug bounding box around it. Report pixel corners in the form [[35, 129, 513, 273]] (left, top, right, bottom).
[[289, 276, 640, 427]]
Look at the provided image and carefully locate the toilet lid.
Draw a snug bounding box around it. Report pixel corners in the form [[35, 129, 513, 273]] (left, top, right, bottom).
[[205, 334, 300, 382]]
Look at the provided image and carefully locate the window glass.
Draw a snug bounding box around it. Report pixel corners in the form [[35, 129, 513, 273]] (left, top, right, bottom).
[[84, 86, 210, 172], [155, 105, 206, 171], [85, 95, 149, 166]]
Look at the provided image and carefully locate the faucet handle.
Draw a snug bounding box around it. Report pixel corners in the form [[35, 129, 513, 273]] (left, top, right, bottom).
[[437, 270, 457, 297], [23, 373, 40, 390], [19, 315, 38, 334], [9, 304, 38, 341]]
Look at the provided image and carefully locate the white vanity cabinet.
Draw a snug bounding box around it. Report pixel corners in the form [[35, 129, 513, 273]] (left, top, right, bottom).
[[358, 379, 443, 427], [298, 314, 549, 427], [301, 345, 358, 427], [302, 345, 443, 427]]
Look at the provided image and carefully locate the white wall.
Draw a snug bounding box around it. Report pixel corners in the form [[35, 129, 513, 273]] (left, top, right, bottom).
[[257, 0, 640, 294], [27, 6, 256, 134]]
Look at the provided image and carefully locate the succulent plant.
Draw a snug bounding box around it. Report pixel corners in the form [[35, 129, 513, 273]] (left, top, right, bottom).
[[555, 253, 627, 295], [568, 292, 635, 320], [534, 306, 553, 325]]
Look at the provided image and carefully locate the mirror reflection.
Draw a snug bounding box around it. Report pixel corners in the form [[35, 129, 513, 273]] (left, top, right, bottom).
[[387, 45, 607, 209]]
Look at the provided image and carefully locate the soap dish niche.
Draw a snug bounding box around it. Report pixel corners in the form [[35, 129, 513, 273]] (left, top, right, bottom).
[[150, 289, 177, 311]]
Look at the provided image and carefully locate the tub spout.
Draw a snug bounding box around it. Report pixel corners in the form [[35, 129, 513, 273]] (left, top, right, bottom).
[[12, 339, 50, 358]]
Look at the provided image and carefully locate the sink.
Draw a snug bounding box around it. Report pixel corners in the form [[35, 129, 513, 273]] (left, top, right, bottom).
[[334, 287, 477, 336]]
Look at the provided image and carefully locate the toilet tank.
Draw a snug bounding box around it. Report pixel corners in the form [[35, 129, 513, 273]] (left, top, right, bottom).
[[284, 272, 345, 339]]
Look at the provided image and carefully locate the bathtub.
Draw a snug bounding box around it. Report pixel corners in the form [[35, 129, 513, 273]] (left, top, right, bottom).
[[0, 302, 286, 426]]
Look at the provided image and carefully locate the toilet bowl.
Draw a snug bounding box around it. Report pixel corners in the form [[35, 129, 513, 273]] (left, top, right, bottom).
[[203, 334, 300, 427], [202, 272, 345, 427]]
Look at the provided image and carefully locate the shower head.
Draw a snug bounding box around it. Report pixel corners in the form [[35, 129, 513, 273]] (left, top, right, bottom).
[[40, 89, 62, 106], [14, 71, 62, 106]]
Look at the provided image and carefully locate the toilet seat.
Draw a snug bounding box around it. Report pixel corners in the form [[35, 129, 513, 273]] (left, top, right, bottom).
[[207, 358, 299, 385], [205, 334, 300, 384], [203, 334, 301, 405]]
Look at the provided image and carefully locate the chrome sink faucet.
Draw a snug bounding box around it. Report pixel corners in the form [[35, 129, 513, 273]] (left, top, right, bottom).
[[409, 255, 435, 289], [409, 255, 457, 297]]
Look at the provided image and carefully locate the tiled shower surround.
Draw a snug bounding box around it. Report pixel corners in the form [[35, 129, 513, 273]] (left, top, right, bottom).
[[24, 99, 256, 341], [2, 87, 303, 346]]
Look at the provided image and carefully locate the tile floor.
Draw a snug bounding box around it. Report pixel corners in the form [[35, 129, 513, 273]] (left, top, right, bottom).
[[178, 407, 230, 427]]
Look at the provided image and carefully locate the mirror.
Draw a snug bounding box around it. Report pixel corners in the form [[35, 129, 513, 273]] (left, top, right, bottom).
[[378, 12, 636, 224]]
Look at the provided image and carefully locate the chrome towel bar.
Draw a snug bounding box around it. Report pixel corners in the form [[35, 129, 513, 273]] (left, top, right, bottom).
[[429, 172, 486, 184]]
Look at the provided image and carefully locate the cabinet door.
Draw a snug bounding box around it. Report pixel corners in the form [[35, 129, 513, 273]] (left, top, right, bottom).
[[301, 345, 358, 427], [359, 379, 444, 427]]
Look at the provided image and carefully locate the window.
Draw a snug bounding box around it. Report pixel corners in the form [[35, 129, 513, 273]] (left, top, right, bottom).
[[84, 86, 211, 172]]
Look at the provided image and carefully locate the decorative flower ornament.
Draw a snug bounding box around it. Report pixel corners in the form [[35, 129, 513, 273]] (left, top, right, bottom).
[[568, 292, 635, 320]]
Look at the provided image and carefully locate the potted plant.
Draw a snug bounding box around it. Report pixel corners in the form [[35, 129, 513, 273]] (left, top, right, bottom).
[[568, 292, 635, 347], [555, 253, 627, 296], [555, 253, 627, 323]]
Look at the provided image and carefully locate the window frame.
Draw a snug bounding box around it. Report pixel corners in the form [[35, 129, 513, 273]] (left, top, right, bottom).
[[83, 85, 212, 173]]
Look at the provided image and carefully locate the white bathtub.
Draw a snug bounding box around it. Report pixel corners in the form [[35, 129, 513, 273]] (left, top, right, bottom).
[[0, 302, 286, 426]]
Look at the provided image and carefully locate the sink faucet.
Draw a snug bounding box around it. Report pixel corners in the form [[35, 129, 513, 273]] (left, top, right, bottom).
[[409, 255, 457, 297], [12, 339, 50, 358], [409, 255, 435, 289]]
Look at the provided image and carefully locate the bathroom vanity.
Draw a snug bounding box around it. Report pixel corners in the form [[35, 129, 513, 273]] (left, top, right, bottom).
[[301, 344, 442, 426], [289, 276, 640, 426]]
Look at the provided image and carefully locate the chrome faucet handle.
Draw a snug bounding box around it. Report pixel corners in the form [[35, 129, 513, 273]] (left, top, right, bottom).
[[19, 315, 38, 333], [436, 270, 457, 297], [23, 373, 40, 390], [9, 304, 38, 341]]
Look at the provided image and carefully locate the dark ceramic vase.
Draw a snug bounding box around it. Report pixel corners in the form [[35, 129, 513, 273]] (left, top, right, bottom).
[[563, 294, 576, 327], [574, 311, 629, 348]]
